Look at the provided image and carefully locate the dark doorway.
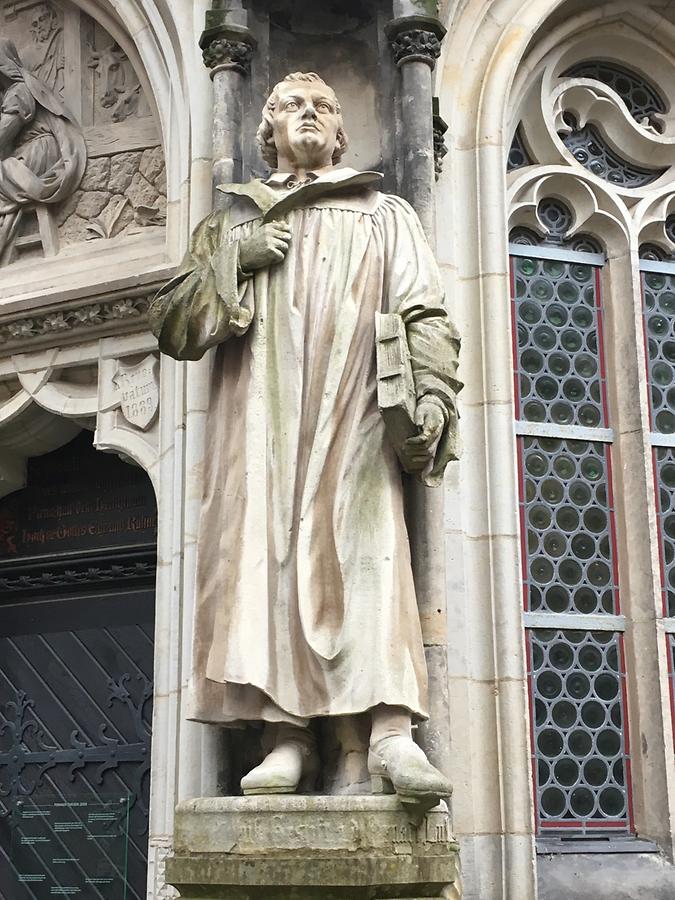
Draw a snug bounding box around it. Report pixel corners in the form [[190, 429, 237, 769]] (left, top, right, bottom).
[[0, 433, 157, 900]]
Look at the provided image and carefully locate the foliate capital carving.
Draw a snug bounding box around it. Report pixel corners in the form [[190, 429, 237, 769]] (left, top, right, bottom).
[[385, 16, 446, 69], [199, 24, 256, 78]]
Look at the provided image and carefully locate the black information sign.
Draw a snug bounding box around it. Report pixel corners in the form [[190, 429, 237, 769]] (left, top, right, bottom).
[[0, 432, 157, 564], [11, 796, 130, 899]]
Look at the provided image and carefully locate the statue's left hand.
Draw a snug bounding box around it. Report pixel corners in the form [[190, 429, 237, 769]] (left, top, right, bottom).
[[399, 399, 445, 473]]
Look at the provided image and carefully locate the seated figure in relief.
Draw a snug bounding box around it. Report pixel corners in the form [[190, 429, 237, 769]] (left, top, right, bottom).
[[0, 39, 85, 260], [150, 72, 461, 812]]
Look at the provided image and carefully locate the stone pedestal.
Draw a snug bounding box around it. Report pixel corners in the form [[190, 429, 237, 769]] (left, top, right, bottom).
[[167, 795, 461, 899]]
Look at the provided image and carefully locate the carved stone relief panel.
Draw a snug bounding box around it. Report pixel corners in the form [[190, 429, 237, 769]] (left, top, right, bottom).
[[0, 0, 165, 268]]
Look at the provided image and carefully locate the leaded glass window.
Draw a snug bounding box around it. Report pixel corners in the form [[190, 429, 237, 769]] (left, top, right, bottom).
[[640, 254, 675, 726], [512, 199, 633, 835]]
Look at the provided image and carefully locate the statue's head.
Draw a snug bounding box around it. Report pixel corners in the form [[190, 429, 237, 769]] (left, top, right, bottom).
[[31, 2, 57, 43], [257, 72, 348, 170]]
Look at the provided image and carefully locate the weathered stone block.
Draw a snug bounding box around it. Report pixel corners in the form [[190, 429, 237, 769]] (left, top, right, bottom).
[[167, 796, 460, 899]]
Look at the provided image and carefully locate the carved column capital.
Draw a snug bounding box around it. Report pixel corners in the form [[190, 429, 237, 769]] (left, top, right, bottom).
[[199, 24, 256, 78], [385, 15, 447, 69]]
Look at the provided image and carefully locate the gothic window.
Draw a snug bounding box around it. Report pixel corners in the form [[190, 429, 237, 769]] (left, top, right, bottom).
[[507, 24, 675, 846], [511, 199, 632, 834]]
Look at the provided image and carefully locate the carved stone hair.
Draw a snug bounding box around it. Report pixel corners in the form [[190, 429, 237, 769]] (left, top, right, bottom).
[[256, 72, 349, 169]]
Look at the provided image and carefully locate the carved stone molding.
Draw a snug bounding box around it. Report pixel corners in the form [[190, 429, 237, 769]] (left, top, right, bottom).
[[199, 23, 256, 78], [433, 104, 448, 180], [385, 16, 446, 69], [0, 294, 153, 352]]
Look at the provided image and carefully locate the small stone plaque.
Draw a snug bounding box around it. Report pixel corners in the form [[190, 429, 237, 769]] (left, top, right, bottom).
[[11, 795, 131, 899]]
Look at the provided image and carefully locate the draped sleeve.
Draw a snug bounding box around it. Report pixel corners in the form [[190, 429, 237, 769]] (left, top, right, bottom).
[[148, 209, 255, 361], [378, 193, 462, 485], [1, 83, 35, 122]]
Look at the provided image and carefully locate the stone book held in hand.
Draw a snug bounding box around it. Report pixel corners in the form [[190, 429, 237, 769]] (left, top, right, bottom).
[[375, 311, 419, 469]]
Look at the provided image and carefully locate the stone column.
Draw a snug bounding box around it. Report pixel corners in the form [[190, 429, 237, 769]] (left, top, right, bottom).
[[384, 10, 451, 778], [199, 0, 256, 206]]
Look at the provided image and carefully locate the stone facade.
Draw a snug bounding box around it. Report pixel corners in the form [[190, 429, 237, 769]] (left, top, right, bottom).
[[3, 1, 675, 899]]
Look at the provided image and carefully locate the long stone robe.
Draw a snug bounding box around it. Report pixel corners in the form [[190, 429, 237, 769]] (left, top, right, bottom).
[[149, 169, 461, 724]]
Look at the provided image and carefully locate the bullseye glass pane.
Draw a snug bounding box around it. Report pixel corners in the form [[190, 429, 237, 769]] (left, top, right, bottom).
[[642, 271, 675, 434], [529, 629, 630, 833], [654, 447, 675, 616], [519, 437, 619, 614], [512, 257, 606, 426]]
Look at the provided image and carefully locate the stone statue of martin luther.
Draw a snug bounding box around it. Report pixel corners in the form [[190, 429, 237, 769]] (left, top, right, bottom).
[[149, 72, 461, 813]]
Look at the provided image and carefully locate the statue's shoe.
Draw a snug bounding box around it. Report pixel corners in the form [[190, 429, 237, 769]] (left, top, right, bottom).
[[368, 735, 452, 812], [240, 737, 318, 795]]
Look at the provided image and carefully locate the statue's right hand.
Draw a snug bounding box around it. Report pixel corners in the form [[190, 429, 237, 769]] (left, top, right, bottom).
[[238, 222, 292, 273]]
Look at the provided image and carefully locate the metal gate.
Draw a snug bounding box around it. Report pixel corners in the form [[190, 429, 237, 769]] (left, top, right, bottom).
[[0, 434, 157, 900]]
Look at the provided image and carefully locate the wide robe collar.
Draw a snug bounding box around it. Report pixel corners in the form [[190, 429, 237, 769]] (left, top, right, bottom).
[[216, 167, 383, 222]]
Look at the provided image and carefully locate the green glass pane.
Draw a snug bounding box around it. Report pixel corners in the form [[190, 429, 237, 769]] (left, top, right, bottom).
[[599, 787, 625, 817], [531, 278, 554, 302], [536, 375, 559, 400], [537, 670, 562, 699], [559, 558, 583, 585], [580, 700, 606, 729], [661, 463, 675, 487], [568, 729, 592, 756], [563, 377, 586, 402], [569, 481, 592, 505], [533, 325, 557, 350], [572, 307, 594, 329], [551, 401, 574, 425], [578, 404, 601, 427], [519, 300, 542, 324], [521, 348, 544, 373], [579, 644, 603, 671], [655, 410, 675, 433], [552, 700, 577, 728], [597, 729, 621, 756], [549, 352, 571, 376], [646, 272, 666, 290], [571, 264, 593, 283], [526, 451, 548, 477], [518, 257, 539, 276], [538, 729, 564, 757], [550, 641, 575, 669], [649, 314, 669, 336], [553, 456, 576, 479], [541, 479, 564, 503], [574, 586, 597, 613], [560, 329, 582, 352], [541, 787, 566, 816], [583, 506, 608, 532], [595, 673, 619, 701], [543, 531, 567, 557], [652, 361, 673, 386], [580, 457, 603, 481], [558, 280, 580, 304], [543, 259, 565, 278], [584, 757, 609, 787], [571, 532, 596, 559], [556, 506, 580, 532], [663, 340, 675, 363], [575, 354, 598, 378], [529, 505, 552, 529], [545, 585, 569, 612], [547, 303, 569, 327], [570, 787, 595, 816], [524, 400, 546, 422], [554, 758, 579, 787], [587, 560, 611, 586], [659, 291, 675, 315], [531, 557, 554, 583], [567, 674, 591, 700]]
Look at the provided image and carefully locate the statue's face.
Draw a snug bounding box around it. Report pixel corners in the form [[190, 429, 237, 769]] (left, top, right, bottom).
[[31, 4, 55, 42], [271, 81, 340, 168]]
